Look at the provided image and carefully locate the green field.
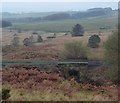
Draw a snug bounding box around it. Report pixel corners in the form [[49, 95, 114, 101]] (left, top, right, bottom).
[[9, 16, 117, 32]]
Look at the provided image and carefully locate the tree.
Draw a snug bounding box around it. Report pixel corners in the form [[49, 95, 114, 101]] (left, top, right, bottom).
[[88, 35, 101, 48], [104, 31, 118, 66], [37, 35, 43, 43], [23, 38, 33, 46], [104, 31, 118, 83], [0, 20, 12, 27], [62, 41, 88, 59], [11, 36, 20, 47], [72, 24, 84, 36]]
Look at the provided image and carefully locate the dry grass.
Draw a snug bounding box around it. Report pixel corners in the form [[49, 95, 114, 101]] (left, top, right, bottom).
[[2, 29, 111, 60], [2, 29, 110, 46], [2, 83, 118, 101]]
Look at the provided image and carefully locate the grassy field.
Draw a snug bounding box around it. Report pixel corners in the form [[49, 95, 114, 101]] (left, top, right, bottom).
[[2, 28, 111, 60], [9, 16, 117, 32]]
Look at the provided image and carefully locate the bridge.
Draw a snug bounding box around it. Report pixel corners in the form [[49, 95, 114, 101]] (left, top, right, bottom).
[[2, 59, 105, 67]]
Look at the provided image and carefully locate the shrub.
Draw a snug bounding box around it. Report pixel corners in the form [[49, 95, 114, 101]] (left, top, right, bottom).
[[29, 35, 35, 43], [2, 88, 11, 100], [2, 45, 14, 55], [88, 34, 101, 48], [23, 38, 33, 46], [11, 36, 20, 47], [32, 31, 38, 34], [37, 35, 43, 43], [61, 41, 88, 59], [72, 24, 84, 36], [59, 67, 81, 83]]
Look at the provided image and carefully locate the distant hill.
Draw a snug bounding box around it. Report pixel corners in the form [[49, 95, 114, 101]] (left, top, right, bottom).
[[42, 7, 117, 21], [43, 12, 71, 21], [0, 12, 56, 18], [1, 7, 118, 23], [2, 17, 42, 23], [72, 7, 113, 19]]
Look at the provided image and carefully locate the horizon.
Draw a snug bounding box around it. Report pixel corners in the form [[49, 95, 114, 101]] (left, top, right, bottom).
[[1, 7, 118, 14], [2, 2, 118, 13]]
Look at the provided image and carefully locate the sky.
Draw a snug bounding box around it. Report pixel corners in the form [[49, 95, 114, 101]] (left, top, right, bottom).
[[1, 2, 118, 13]]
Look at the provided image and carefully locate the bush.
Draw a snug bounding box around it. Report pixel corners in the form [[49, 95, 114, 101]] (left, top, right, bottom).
[[2, 88, 11, 100], [11, 36, 20, 47], [32, 31, 38, 34], [2, 45, 14, 55], [88, 34, 101, 48], [72, 24, 84, 36], [29, 35, 35, 43], [23, 38, 33, 46], [59, 67, 81, 83], [61, 41, 88, 59], [37, 35, 43, 42]]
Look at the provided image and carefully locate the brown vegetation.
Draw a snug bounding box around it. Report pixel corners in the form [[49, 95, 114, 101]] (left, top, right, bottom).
[[2, 67, 118, 101]]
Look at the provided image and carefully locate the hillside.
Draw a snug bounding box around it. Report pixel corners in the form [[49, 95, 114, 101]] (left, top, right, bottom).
[[0, 12, 56, 18], [8, 16, 117, 32], [1, 7, 117, 23]]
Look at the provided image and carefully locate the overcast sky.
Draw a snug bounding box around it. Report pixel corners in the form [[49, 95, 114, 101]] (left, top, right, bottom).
[[1, 2, 118, 13]]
